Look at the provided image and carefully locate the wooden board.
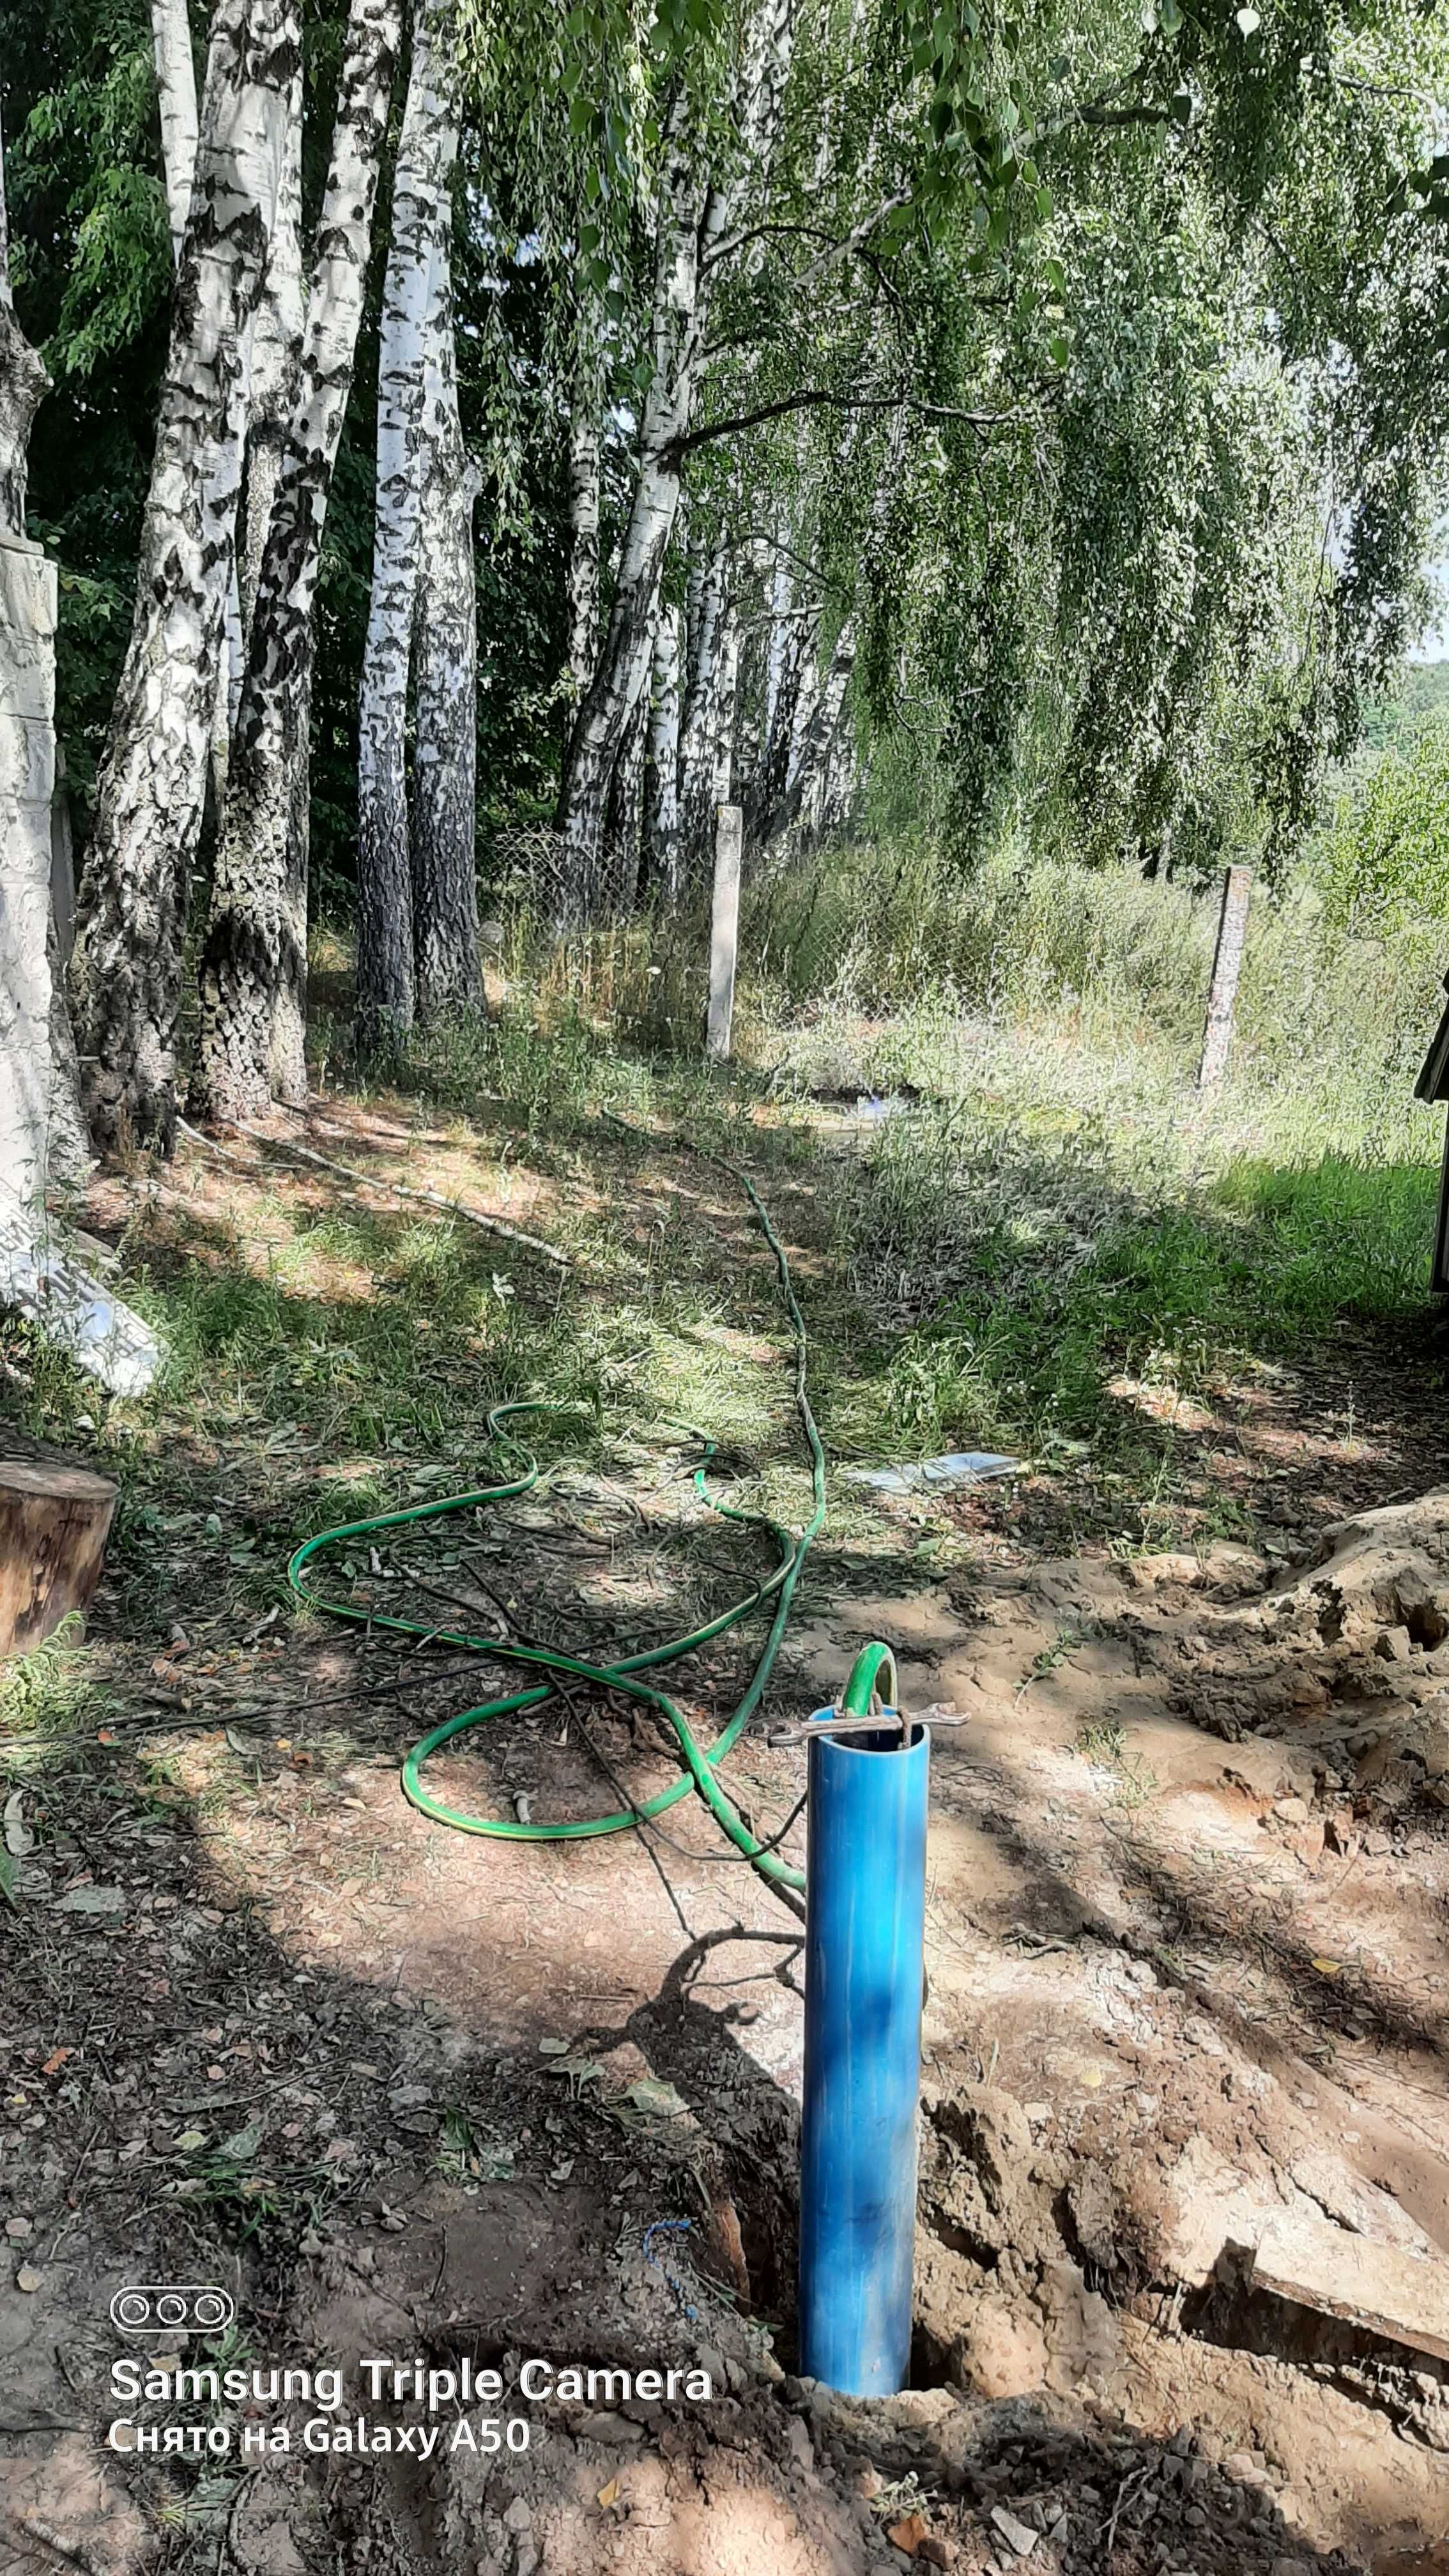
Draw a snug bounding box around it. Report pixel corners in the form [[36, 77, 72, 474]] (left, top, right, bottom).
[[0, 1454, 118, 1657], [1252, 2211, 1449, 2366]]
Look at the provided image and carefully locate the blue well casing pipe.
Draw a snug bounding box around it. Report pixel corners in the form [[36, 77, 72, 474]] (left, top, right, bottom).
[[798, 1685, 928, 2396]]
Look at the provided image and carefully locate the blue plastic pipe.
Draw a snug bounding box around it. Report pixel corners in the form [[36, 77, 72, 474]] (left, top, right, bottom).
[[798, 1655, 928, 2397]]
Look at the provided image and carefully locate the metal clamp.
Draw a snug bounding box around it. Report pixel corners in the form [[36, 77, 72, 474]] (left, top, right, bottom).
[[767, 1700, 965, 1748]]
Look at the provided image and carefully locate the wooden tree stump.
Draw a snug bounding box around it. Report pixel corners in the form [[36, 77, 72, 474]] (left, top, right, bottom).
[[0, 1455, 118, 1657]]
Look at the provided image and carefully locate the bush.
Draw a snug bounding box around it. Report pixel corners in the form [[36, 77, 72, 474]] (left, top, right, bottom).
[[1318, 717, 1449, 936]]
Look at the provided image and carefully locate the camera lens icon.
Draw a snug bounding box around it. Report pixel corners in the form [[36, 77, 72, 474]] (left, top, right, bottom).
[[110, 2285, 234, 2337]]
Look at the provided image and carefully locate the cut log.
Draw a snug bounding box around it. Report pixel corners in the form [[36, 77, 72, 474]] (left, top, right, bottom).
[[1252, 2210, 1449, 2366], [0, 1454, 118, 1657]]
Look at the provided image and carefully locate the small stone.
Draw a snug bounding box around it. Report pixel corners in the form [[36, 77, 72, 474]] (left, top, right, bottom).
[[4, 2218, 32, 2240], [1022, 2103, 1051, 2124], [15, 2266, 42, 2292], [1272, 1797, 1308, 1824], [514, 2546, 537, 2576], [1269, 2559, 1312, 2576], [576, 2411, 645, 2444], [1375, 1627, 1412, 1662], [918, 2542, 956, 2570], [988, 2506, 1038, 2559], [502, 2499, 532, 2534]]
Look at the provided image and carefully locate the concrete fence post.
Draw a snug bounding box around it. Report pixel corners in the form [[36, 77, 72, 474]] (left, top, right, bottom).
[[1198, 863, 1253, 1089], [706, 802, 743, 1061]]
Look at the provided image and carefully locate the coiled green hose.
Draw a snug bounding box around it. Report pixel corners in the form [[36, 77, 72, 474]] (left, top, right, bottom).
[[286, 1142, 871, 1897]]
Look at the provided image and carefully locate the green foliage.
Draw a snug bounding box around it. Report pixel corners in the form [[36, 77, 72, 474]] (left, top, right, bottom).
[[1318, 717, 1449, 936]]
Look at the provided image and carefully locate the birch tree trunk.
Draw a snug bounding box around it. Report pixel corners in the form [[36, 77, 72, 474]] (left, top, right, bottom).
[[68, 0, 296, 1157], [749, 597, 812, 839], [565, 300, 601, 702], [677, 542, 730, 875], [239, 61, 303, 648], [555, 0, 796, 886], [641, 604, 682, 895], [150, 0, 201, 266], [712, 610, 739, 807], [411, 215, 482, 1023], [0, 105, 60, 1211], [354, 0, 458, 1045], [605, 689, 648, 898], [193, 0, 403, 1123], [152, 0, 255, 799], [775, 615, 855, 838]]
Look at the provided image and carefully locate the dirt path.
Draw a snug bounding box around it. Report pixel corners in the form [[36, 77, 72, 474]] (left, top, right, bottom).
[[4, 1098, 1449, 2576]]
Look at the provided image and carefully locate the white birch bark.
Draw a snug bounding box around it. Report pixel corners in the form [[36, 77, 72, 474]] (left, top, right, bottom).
[[605, 684, 648, 898], [194, 0, 404, 1123], [778, 614, 855, 836], [411, 211, 482, 1022], [677, 542, 730, 875], [641, 604, 682, 894], [555, 0, 797, 885], [151, 0, 201, 266], [354, 0, 458, 1043], [0, 102, 59, 1212], [152, 0, 252, 792], [565, 302, 601, 701], [763, 542, 792, 742], [69, 0, 298, 1156], [240, 60, 304, 648], [712, 610, 739, 809]]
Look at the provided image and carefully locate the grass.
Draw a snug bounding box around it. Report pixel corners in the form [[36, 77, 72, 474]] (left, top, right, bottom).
[[2, 834, 1444, 1695]]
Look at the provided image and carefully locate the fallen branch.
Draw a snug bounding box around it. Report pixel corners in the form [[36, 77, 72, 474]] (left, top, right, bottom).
[[176, 1120, 568, 1267]]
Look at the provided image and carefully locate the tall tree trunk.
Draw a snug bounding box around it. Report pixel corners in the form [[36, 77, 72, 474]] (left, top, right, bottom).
[[605, 686, 648, 900], [677, 542, 730, 875], [711, 608, 739, 809], [0, 102, 61, 1211], [150, 0, 201, 266], [152, 0, 253, 801], [411, 217, 482, 1022], [749, 594, 813, 838], [565, 300, 601, 703], [193, 0, 403, 1123], [555, 0, 796, 885], [354, 0, 457, 1045], [641, 604, 682, 895], [774, 615, 855, 838], [70, 0, 298, 1158], [239, 60, 304, 648]]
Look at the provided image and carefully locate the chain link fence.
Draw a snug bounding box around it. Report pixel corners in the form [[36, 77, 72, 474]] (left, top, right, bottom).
[[484, 824, 652, 931]]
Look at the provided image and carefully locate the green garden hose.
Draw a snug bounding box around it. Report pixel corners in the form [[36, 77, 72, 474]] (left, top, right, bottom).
[[286, 1143, 889, 1899]]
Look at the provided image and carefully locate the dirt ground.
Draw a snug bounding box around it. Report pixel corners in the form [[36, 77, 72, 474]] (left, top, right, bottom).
[[4, 1104, 1449, 2576]]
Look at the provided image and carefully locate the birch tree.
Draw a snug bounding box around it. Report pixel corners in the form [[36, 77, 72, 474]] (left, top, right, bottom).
[[565, 306, 602, 701], [0, 100, 60, 1210], [411, 215, 483, 1022], [239, 71, 304, 647], [193, 0, 404, 1122], [555, 0, 797, 885], [68, 0, 299, 1155], [676, 540, 731, 872], [150, 0, 201, 266], [641, 604, 683, 891], [354, 0, 460, 1043]]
